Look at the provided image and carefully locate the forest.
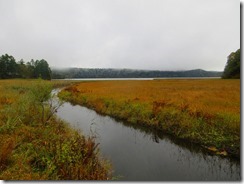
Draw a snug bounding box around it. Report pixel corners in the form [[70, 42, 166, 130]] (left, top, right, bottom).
[[51, 68, 222, 79], [0, 54, 51, 80], [0, 48, 240, 80]]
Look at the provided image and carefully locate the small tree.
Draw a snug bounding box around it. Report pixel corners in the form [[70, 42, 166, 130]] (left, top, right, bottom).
[[28, 80, 57, 123]]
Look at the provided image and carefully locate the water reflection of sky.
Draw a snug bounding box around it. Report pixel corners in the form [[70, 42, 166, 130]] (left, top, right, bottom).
[[56, 98, 240, 181]]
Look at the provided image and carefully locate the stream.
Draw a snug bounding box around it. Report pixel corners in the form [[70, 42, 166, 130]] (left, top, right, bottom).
[[53, 89, 240, 181]]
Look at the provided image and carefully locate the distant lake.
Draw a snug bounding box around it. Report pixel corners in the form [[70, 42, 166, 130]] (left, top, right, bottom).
[[53, 77, 221, 81]]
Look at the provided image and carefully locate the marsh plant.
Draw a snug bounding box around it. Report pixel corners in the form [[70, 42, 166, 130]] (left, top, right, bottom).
[[59, 80, 240, 158], [0, 80, 111, 180]]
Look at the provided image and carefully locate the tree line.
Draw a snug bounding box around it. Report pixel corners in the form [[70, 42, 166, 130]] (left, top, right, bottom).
[[0, 48, 239, 80], [52, 68, 222, 79], [0, 54, 51, 80], [52, 48, 239, 79]]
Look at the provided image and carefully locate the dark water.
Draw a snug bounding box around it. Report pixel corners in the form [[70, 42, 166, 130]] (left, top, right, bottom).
[[54, 91, 240, 181]]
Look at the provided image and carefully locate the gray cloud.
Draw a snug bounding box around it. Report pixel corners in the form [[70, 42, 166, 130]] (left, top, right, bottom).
[[0, 0, 240, 71]]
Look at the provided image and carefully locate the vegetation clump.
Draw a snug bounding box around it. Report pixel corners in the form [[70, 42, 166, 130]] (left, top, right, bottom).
[[59, 80, 240, 158], [0, 79, 111, 180], [222, 49, 240, 79]]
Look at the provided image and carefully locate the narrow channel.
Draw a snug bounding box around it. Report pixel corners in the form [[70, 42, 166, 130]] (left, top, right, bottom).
[[53, 90, 240, 181]]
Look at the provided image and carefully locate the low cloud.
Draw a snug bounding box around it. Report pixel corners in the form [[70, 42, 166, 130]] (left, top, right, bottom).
[[0, 0, 240, 71]]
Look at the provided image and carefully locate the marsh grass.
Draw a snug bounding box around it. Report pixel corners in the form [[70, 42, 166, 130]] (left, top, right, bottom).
[[59, 79, 240, 158], [0, 79, 111, 180]]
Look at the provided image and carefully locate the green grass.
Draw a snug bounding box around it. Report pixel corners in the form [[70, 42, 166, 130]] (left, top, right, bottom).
[[0, 79, 111, 180]]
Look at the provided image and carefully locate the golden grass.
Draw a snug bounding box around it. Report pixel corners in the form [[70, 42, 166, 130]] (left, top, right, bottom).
[[59, 79, 240, 158], [70, 79, 239, 116], [0, 79, 111, 180]]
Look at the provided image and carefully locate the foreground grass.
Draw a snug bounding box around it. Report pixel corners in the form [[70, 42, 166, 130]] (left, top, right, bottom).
[[59, 79, 240, 158], [0, 79, 111, 180]]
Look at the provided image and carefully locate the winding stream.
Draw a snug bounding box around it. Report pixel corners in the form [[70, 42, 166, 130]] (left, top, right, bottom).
[[53, 89, 240, 181]]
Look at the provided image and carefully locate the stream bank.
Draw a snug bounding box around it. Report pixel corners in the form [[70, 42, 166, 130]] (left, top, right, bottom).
[[54, 89, 240, 181]]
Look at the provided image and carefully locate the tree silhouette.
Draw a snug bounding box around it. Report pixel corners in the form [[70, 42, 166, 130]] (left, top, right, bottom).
[[34, 59, 52, 80], [0, 54, 17, 78], [222, 49, 240, 79], [0, 54, 52, 80]]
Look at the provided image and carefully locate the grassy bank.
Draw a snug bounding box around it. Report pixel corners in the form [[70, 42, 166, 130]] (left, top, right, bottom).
[[59, 79, 240, 158], [0, 79, 111, 180]]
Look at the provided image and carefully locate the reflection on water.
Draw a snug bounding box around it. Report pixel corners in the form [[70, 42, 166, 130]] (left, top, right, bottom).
[[55, 94, 240, 181]]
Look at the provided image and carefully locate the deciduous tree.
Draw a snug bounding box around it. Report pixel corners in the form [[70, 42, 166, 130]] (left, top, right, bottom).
[[222, 49, 240, 79]]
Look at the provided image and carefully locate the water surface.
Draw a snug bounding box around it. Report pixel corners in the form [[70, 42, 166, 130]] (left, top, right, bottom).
[[55, 91, 240, 181], [53, 77, 221, 81]]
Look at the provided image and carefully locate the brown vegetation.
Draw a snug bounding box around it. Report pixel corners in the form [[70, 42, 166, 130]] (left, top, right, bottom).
[[59, 79, 240, 158]]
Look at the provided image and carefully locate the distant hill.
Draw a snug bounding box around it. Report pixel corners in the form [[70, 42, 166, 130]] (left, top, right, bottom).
[[51, 68, 222, 79]]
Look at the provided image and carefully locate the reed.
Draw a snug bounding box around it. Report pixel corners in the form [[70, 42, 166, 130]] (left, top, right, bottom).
[[59, 79, 240, 158]]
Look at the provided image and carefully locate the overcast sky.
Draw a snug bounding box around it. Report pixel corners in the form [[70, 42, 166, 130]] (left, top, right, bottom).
[[0, 0, 240, 71]]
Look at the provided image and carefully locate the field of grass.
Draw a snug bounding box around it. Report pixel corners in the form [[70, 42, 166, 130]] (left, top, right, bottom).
[[0, 79, 111, 180], [59, 79, 240, 158]]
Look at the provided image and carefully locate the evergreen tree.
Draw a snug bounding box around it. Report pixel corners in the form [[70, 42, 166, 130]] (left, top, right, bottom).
[[0, 54, 52, 79], [0, 54, 17, 78], [34, 59, 52, 80]]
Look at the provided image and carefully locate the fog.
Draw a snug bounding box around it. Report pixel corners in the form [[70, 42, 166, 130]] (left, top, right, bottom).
[[0, 0, 240, 71]]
